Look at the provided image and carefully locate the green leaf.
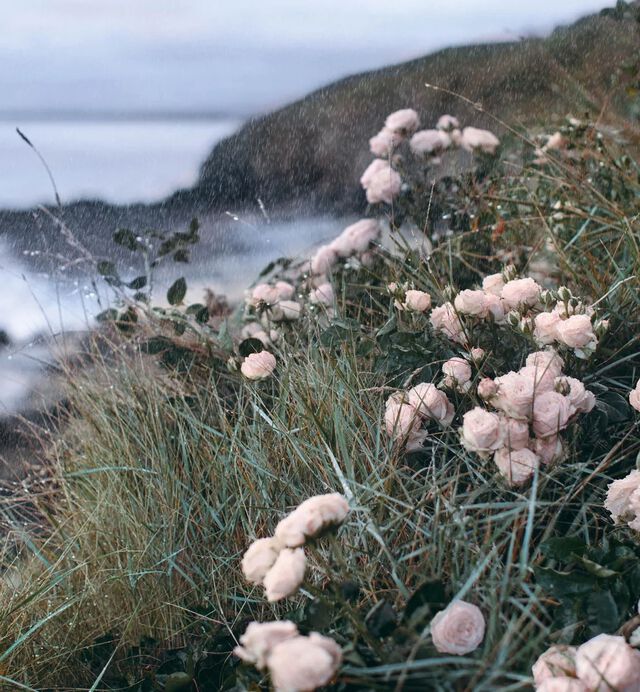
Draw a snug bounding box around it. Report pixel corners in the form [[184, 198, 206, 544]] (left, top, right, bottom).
[[365, 599, 397, 638], [95, 309, 118, 323], [167, 278, 187, 305], [595, 390, 630, 423], [97, 260, 118, 277], [113, 228, 141, 251], [579, 556, 619, 579], [404, 580, 447, 622], [126, 275, 147, 290], [173, 249, 190, 263], [140, 336, 173, 355], [238, 338, 265, 357], [586, 590, 620, 635], [540, 537, 588, 561]]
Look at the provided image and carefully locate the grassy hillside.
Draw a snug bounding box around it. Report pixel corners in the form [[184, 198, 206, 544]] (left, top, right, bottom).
[[186, 3, 639, 214]]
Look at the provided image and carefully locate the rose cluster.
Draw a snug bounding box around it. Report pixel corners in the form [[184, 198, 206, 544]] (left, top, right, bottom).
[[241, 493, 349, 601], [309, 218, 380, 276], [630, 377, 640, 413], [532, 633, 640, 691], [240, 350, 277, 380], [245, 280, 303, 324], [234, 621, 341, 692], [461, 349, 596, 485], [429, 269, 605, 358], [362, 108, 501, 206], [385, 383, 455, 451]]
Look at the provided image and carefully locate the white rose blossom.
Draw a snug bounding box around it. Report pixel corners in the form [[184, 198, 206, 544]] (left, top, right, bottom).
[[241, 351, 277, 380], [604, 470, 640, 524], [460, 408, 504, 456], [575, 633, 640, 692], [268, 632, 342, 692], [234, 621, 299, 670], [406, 383, 454, 425], [430, 600, 486, 655], [629, 379, 640, 412], [403, 289, 432, 313], [494, 447, 540, 486], [501, 278, 542, 310], [384, 108, 420, 135], [454, 289, 490, 317], [532, 391, 571, 438], [532, 645, 578, 685], [263, 548, 307, 602], [241, 537, 282, 585], [442, 357, 472, 391], [274, 493, 350, 548]]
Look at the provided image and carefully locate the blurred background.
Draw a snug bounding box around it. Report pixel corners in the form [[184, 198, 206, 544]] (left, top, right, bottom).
[[1, 0, 608, 209]]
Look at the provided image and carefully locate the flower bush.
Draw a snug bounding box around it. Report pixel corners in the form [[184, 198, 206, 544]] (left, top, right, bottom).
[[0, 103, 639, 691]]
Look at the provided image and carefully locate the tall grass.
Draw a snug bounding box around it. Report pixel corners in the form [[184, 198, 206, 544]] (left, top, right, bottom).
[[0, 119, 639, 690]]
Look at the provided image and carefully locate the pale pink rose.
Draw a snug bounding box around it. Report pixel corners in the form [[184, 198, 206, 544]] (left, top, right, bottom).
[[629, 379, 640, 412], [268, 633, 341, 692], [519, 366, 557, 394], [242, 537, 282, 585], [436, 114, 460, 131], [385, 401, 423, 440], [241, 322, 272, 346], [575, 634, 640, 692], [534, 312, 562, 345], [384, 108, 420, 135], [403, 289, 432, 313], [310, 245, 338, 275], [369, 128, 402, 157], [493, 371, 535, 420], [241, 351, 277, 380], [460, 407, 504, 456], [309, 283, 334, 306], [532, 391, 571, 438], [339, 218, 380, 255], [251, 283, 280, 306], [533, 435, 565, 465], [556, 376, 596, 415], [460, 126, 500, 154], [494, 447, 540, 485], [442, 357, 472, 390], [536, 679, 587, 692], [471, 347, 485, 361], [501, 278, 542, 310], [274, 493, 350, 548], [409, 129, 451, 156], [360, 159, 390, 189], [483, 293, 506, 322], [556, 314, 596, 350], [478, 378, 498, 400], [359, 250, 376, 267], [407, 383, 454, 425], [366, 167, 402, 205], [454, 289, 490, 317], [263, 547, 307, 601], [501, 417, 529, 450], [604, 470, 640, 523], [430, 600, 485, 655], [430, 302, 467, 344], [482, 273, 505, 297], [543, 131, 567, 152], [532, 645, 578, 684], [526, 350, 564, 378], [274, 281, 296, 300], [234, 621, 298, 670], [270, 300, 303, 322]]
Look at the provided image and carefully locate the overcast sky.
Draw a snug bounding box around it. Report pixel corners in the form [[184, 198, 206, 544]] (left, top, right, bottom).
[[1, 0, 611, 117]]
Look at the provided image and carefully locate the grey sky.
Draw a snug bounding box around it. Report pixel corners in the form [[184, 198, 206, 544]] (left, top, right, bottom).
[[1, 0, 611, 117]]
